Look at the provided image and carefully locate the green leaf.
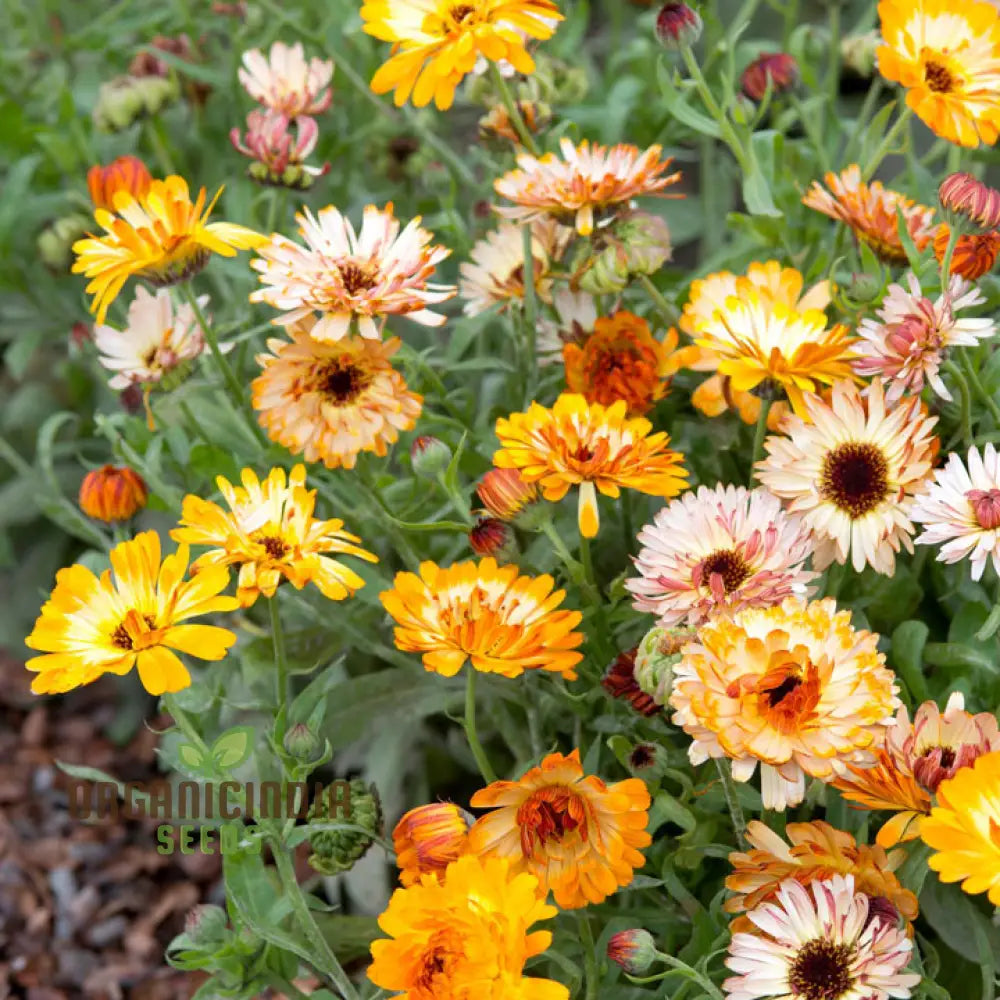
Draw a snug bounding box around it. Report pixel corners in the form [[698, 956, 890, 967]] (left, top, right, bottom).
[[178, 744, 208, 769], [975, 604, 1000, 641], [212, 726, 256, 769], [921, 874, 1000, 965], [655, 60, 722, 138], [891, 620, 930, 702], [742, 161, 782, 218]]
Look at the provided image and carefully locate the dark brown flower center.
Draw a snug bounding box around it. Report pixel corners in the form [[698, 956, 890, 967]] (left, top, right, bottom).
[[700, 549, 751, 593], [450, 3, 476, 23], [788, 939, 855, 1000], [923, 57, 955, 94], [821, 442, 890, 518], [336, 260, 380, 295], [257, 534, 289, 559], [319, 360, 373, 404], [110, 614, 156, 650]]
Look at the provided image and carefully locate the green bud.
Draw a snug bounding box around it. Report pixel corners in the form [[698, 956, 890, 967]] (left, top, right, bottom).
[[410, 436, 452, 479], [307, 779, 382, 876], [634, 625, 693, 705], [575, 212, 672, 295], [840, 31, 879, 81], [37, 214, 93, 272], [608, 928, 659, 975], [93, 74, 179, 133], [283, 722, 321, 761], [843, 271, 883, 307], [183, 904, 229, 946]]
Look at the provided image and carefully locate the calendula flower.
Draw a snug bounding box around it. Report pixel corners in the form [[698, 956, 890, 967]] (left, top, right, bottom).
[[250, 202, 455, 342], [78, 465, 149, 523], [939, 172, 1000, 231], [379, 557, 584, 679], [252, 318, 423, 470], [477, 467, 539, 522], [172, 465, 377, 608], [230, 109, 330, 189], [877, 0, 1000, 148], [467, 749, 651, 908], [627, 484, 816, 627], [909, 691, 1000, 791], [670, 597, 900, 810], [723, 876, 920, 1000], [393, 802, 471, 886], [854, 272, 995, 401], [757, 380, 938, 575], [494, 137, 682, 236], [912, 443, 1000, 580], [933, 224, 1000, 279], [362, 0, 562, 110], [921, 749, 1000, 906], [536, 288, 598, 365], [87, 155, 152, 211], [803, 165, 937, 265], [72, 175, 264, 324], [478, 99, 549, 146], [725, 820, 918, 935], [494, 393, 688, 538], [459, 219, 570, 316], [25, 531, 238, 696], [238, 41, 333, 116]]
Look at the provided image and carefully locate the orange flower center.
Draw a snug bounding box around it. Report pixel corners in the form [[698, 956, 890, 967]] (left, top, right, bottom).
[[821, 442, 889, 518], [751, 650, 821, 733], [967, 488, 1000, 530], [516, 785, 588, 857], [788, 938, 855, 1000], [336, 259, 380, 295], [415, 932, 462, 991], [699, 549, 751, 593], [317, 358, 374, 404]]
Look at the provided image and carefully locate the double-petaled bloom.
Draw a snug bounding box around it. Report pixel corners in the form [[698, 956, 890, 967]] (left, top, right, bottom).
[[230, 109, 330, 188], [467, 749, 651, 908], [238, 41, 333, 116], [393, 802, 471, 886], [933, 224, 1000, 279]]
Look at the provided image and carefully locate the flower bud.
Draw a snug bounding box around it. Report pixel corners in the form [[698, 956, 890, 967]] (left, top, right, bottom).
[[87, 156, 152, 211], [840, 31, 880, 81], [933, 226, 1000, 280], [842, 271, 883, 308], [607, 928, 658, 975], [283, 722, 321, 761], [602, 648, 662, 717], [627, 741, 670, 780], [469, 517, 517, 561], [577, 212, 672, 295], [37, 215, 94, 273], [477, 467, 540, 524], [740, 52, 799, 101], [184, 904, 229, 945], [307, 779, 382, 876], [634, 625, 694, 705], [939, 172, 1000, 233], [478, 100, 550, 148], [93, 74, 180, 132], [79, 465, 149, 523], [655, 2, 703, 51], [410, 436, 452, 479], [393, 802, 472, 886]]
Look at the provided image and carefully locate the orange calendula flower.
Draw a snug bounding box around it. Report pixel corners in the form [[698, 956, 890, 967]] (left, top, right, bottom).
[[25, 531, 238, 696], [493, 392, 688, 538], [494, 137, 682, 236], [379, 557, 584, 679], [467, 749, 652, 909], [87, 156, 152, 211], [172, 465, 377, 608], [368, 854, 568, 1000], [79, 464, 148, 522], [933, 224, 1000, 279], [362, 0, 563, 111], [803, 164, 937, 264], [877, 0, 1000, 148], [669, 597, 901, 811], [252, 318, 423, 470], [393, 802, 471, 886], [725, 819, 918, 935], [72, 175, 265, 324], [478, 467, 540, 522], [921, 749, 1000, 906]]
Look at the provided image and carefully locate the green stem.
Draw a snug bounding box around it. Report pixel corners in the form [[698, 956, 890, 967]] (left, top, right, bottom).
[[520, 223, 538, 401], [162, 693, 212, 759], [679, 45, 750, 172], [749, 396, 773, 485], [861, 104, 913, 181], [635, 954, 726, 1000], [270, 594, 290, 742], [714, 758, 748, 847], [541, 517, 585, 578], [579, 533, 615, 664], [638, 273, 679, 326], [146, 116, 177, 175], [939, 224, 960, 287], [622, 489, 636, 558], [961, 350, 1000, 427], [699, 136, 721, 256], [435, 473, 475, 524], [464, 669, 498, 784], [264, 186, 286, 236], [578, 911, 599, 1000], [824, 0, 841, 127], [944, 359, 974, 448], [488, 63, 538, 154]]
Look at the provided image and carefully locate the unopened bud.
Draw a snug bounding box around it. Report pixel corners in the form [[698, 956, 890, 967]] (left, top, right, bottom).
[[307, 779, 382, 876], [410, 436, 452, 479], [840, 31, 880, 81], [844, 271, 883, 306], [939, 172, 1000, 234], [577, 212, 672, 295], [93, 74, 180, 132], [184, 904, 228, 945], [607, 928, 659, 975], [477, 467, 542, 527], [655, 2, 703, 51], [634, 625, 693, 705], [627, 741, 670, 780], [469, 517, 517, 561], [283, 722, 321, 761], [740, 52, 799, 101], [79, 465, 149, 523], [38, 215, 93, 273]]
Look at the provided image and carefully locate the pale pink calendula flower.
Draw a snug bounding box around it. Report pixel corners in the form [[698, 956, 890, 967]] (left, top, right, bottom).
[[230, 109, 329, 187], [238, 41, 333, 116]]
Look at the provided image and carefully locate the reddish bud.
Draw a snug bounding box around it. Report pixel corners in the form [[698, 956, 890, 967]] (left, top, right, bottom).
[[607, 928, 658, 974], [939, 172, 1000, 233], [477, 467, 539, 521], [655, 2, 703, 50], [741, 52, 799, 101], [469, 517, 514, 559]]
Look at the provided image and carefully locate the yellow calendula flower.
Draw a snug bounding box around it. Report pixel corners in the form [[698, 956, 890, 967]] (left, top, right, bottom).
[[25, 531, 238, 696], [172, 465, 377, 608], [493, 392, 688, 537], [72, 175, 265, 324]]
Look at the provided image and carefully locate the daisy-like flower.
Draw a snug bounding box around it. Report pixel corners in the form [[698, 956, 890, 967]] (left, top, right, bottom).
[[855, 273, 995, 401], [250, 202, 455, 342], [379, 557, 584, 679], [459, 219, 570, 316], [626, 484, 816, 627], [670, 597, 901, 810], [252, 317, 423, 470], [933, 224, 1000, 279], [368, 854, 568, 1000], [467, 749, 651, 909], [877, 0, 1000, 148], [393, 802, 471, 886], [912, 444, 1000, 579], [362, 0, 562, 111], [494, 137, 683, 236], [921, 749, 1000, 906], [723, 875, 920, 1000], [536, 288, 598, 366], [494, 393, 688, 538], [803, 164, 937, 265], [757, 379, 938, 575], [725, 820, 918, 935], [93, 286, 209, 390], [238, 41, 333, 116], [87, 155, 152, 211], [72, 175, 265, 324], [25, 531, 238, 696], [171, 465, 377, 608]]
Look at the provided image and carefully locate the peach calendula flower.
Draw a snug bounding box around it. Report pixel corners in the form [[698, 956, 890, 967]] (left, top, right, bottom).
[[725, 820, 918, 936], [723, 876, 920, 1000], [25, 531, 238, 697], [171, 465, 377, 608], [933, 224, 1000, 279], [79, 465, 148, 523], [238, 41, 333, 116], [911, 443, 1000, 580], [379, 557, 584, 679], [626, 484, 816, 628], [250, 202, 455, 342], [72, 175, 265, 324], [393, 802, 471, 886], [877, 0, 1000, 148], [493, 393, 688, 538], [757, 379, 938, 575], [854, 272, 995, 402], [362, 0, 562, 111], [921, 749, 1000, 906], [459, 219, 570, 317], [87, 155, 152, 211], [252, 318, 423, 470], [669, 597, 901, 811], [494, 137, 682, 236], [467, 749, 652, 908], [803, 164, 937, 265]]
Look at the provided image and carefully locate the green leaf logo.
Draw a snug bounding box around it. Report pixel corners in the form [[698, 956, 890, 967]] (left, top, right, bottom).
[[211, 727, 254, 769]]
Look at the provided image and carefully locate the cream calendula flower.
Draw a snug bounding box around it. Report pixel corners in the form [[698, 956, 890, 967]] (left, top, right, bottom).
[[238, 41, 333, 116], [494, 137, 682, 236], [250, 202, 455, 342], [536, 288, 598, 366], [757, 379, 938, 575]]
